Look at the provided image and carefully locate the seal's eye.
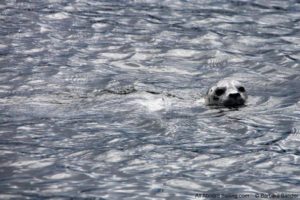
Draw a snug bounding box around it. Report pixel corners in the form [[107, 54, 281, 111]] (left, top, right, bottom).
[[238, 86, 245, 92], [215, 88, 226, 96]]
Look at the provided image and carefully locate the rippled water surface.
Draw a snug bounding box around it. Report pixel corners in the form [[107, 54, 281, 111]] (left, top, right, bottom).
[[1, 0, 300, 199]]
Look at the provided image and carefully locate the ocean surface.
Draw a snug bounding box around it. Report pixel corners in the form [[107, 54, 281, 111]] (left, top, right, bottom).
[[0, 0, 300, 199]]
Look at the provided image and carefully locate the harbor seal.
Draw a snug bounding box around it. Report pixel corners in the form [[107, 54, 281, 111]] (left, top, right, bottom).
[[205, 79, 247, 107]]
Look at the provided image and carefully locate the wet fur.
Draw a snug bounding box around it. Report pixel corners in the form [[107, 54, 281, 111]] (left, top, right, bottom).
[[205, 79, 248, 107]]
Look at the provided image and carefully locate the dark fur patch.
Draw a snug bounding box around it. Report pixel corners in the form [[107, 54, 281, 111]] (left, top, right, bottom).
[[213, 96, 219, 101]]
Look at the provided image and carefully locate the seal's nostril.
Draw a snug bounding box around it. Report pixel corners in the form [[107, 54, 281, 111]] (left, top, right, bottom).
[[229, 93, 241, 99]]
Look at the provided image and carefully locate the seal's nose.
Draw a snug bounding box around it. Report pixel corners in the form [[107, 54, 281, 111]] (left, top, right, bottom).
[[229, 93, 241, 99]]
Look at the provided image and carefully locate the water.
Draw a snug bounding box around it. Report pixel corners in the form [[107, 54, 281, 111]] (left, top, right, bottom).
[[0, 0, 300, 199]]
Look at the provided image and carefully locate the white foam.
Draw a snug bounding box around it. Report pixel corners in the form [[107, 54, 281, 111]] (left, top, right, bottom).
[[92, 23, 109, 30], [258, 14, 291, 25], [166, 49, 198, 58], [135, 97, 166, 112], [47, 172, 72, 180], [46, 12, 69, 20], [0, 44, 8, 49]]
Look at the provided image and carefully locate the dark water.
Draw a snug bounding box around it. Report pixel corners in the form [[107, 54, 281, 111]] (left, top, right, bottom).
[[1, 0, 300, 199]]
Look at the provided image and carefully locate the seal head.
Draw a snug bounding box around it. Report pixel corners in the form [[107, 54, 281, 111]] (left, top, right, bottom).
[[205, 79, 247, 107]]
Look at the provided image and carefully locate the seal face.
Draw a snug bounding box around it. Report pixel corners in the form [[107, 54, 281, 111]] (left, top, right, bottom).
[[205, 79, 248, 107]]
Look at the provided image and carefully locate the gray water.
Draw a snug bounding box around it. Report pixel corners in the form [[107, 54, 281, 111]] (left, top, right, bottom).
[[1, 0, 300, 199]]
